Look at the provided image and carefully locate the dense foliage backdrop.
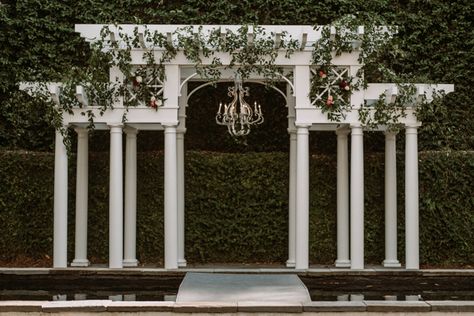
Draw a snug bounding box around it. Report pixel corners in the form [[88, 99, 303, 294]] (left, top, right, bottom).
[[0, 0, 473, 266], [1, 0, 473, 151]]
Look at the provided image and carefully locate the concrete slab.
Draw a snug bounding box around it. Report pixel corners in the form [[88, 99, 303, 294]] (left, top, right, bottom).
[[365, 300, 431, 312], [174, 302, 238, 313], [176, 273, 311, 303], [107, 301, 174, 312], [213, 268, 262, 273], [0, 301, 43, 312], [303, 301, 367, 312], [41, 299, 110, 312], [427, 300, 474, 312], [237, 301, 303, 313], [0, 268, 50, 275]]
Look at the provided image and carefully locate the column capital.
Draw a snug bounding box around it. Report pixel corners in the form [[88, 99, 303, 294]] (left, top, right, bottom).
[[162, 121, 179, 128], [177, 128, 187, 134], [350, 125, 363, 136], [384, 130, 399, 137], [108, 123, 124, 131], [163, 125, 177, 135], [296, 127, 310, 135], [336, 128, 350, 136], [124, 126, 138, 135], [295, 123, 311, 129], [405, 125, 419, 134], [55, 124, 69, 133], [74, 127, 89, 135]]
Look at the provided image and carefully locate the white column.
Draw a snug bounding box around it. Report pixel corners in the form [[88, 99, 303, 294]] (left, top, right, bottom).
[[71, 128, 89, 267], [350, 125, 364, 270], [177, 130, 186, 267], [295, 124, 310, 270], [177, 81, 187, 268], [53, 129, 68, 268], [405, 125, 419, 269], [287, 131, 297, 268], [335, 128, 350, 268], [108, 124, 123, 269], [286, 83, 296, 268], [123, 127, 138, 267], [383, 131, 401, 267], [164, 125, 178, 269]]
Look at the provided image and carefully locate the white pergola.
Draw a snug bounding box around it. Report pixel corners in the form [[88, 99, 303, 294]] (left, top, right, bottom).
[[45, 24, 453, 270]]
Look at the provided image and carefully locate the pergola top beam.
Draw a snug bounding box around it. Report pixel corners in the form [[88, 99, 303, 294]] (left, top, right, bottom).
[[366, 83, 454, 103], [75, 24, 342, 50]]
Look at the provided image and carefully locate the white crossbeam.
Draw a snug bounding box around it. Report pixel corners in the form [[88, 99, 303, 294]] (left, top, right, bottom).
[[299, 33, 307, 51], [75, 85, 89, 107], [274, 33, 281, 49], [138, 32, 146, 48], [109, 32, 117, 44], [385, 86, 398, 104], [366, 83, 455, 102]]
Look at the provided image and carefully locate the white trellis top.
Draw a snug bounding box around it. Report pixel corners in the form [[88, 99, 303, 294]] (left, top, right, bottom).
[[21, 24, 454, 130]]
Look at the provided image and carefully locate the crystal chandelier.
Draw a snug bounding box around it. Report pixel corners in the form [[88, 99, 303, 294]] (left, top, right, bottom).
[[215, 77, 264, 137]]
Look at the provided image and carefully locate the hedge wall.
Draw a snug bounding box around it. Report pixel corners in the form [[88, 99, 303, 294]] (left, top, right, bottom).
[[0, 150, 472, 266]]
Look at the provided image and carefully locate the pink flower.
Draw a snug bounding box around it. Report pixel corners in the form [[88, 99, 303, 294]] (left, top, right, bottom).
[[326, 95, 334, 107], [150, 96, 157, 109], [339, 80, 350, 91]]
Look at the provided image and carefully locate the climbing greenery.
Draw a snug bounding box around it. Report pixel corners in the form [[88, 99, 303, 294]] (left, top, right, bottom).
[[21, 13, 420, 140]]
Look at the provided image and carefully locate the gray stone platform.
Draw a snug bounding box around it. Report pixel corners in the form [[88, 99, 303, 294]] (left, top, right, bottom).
[[176, 273, 311, 303]]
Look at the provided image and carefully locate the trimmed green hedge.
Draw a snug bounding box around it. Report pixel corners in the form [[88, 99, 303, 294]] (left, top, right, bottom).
[[0, 150, 473, 266]]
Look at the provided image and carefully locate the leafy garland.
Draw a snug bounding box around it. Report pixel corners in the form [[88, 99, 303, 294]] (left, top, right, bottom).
[[86, 24, 300, 112], [26, 15, 421, 146]]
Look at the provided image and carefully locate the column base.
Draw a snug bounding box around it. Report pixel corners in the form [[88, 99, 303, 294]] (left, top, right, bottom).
[[71, 259, 90, 267], [178, 259, 187, 267], [383, 259, 401, 268], [337, 295, 349, 301], [123, 259, 139, 267], [350, 294, 365, 301], [335, 259, 351, 268], [350, 264, 364, 270], [286, 260, 295, 268]]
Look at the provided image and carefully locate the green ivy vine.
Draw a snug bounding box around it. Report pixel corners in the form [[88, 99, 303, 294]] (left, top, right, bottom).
[[26, 15, 422, 144]]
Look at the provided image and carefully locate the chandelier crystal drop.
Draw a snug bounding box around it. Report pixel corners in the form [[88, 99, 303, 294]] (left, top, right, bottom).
[[215, 77, 264, 137]]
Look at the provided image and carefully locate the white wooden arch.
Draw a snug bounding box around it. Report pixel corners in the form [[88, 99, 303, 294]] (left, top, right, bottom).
[[185, 78, 289, 104]]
